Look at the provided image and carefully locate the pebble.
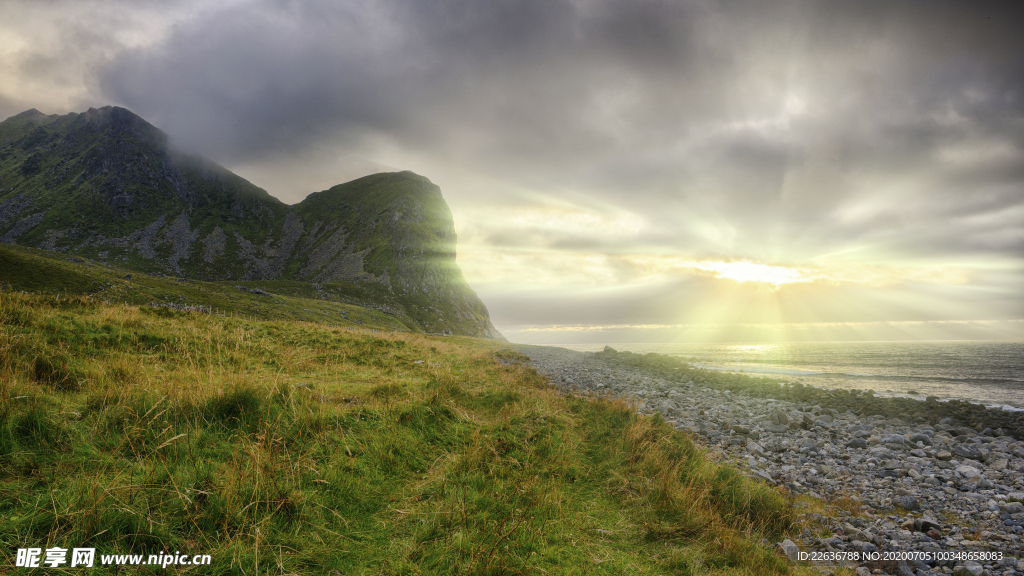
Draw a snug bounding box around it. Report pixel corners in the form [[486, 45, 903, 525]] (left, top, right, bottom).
[[515, 345, 1024, 574]]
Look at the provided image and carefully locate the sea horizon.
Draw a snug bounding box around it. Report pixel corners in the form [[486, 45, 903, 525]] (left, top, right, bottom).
[[531, 340, 1024, 411]]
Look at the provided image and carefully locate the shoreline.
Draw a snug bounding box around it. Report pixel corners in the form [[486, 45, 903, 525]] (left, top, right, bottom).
[[515, 344, 1024, 575], [695, 364, 1024, 414], [550, 340, 1024, 411]]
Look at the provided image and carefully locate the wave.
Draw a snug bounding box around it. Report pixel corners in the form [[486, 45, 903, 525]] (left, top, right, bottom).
[[837, 372, 1024, 385], [697, 364, 1024, 385], [693, 363, 823, 376], [985, 404, 1024, 413], [841, 372, 965, 380]]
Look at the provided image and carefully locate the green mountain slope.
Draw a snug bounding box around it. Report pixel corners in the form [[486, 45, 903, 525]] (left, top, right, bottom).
[[0, 242, 423, 332], [0, 106, 502, 339]]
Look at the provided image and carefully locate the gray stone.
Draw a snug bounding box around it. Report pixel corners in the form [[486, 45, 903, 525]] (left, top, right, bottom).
[[894, 495, 920, 511], [897, 560, 916, 576], [848, 438, 868, 449], [882, 434, 909, 444], [843, 523, 871, 542], [910, 433, 933, 445], [907, 518, 942, 533], [956, 465, 982, 478], [964, 474, 994, 489], [771, 409, 789, 425], [851, 540, 878, 554], [1002, 502, 1024, 515], [988, 458, 1009, 471], [963, 561, 984, 576], [953, 444, 983, 460], [778, 539, 800, 565]]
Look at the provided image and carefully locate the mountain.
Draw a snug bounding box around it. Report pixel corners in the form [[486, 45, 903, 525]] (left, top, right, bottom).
[[0, 106, 503, 339]]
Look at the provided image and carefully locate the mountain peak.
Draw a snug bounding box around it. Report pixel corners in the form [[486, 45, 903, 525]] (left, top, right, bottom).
[[11, 108, 46, 119], [0, 105, 504, 339]]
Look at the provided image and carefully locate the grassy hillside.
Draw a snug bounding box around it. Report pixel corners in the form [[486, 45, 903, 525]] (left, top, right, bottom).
[[0, 242, 424, 332], [0, 290, 803, 575], [0, 107, 503, 339]]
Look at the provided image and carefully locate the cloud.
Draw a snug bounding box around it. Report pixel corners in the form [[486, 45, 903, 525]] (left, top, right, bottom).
[[5, 0, 1023, 337], [94, 1, 1024, 239], [0, 0, 209, 119]]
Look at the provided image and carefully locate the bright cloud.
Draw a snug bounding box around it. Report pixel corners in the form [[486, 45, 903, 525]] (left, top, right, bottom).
[[459, 251, 973, 289]]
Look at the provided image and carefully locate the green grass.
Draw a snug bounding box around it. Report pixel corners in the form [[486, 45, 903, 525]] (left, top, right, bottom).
[[0, 242, 420, 332], [0, 291, 801, 575], [0, 237, 491, 338]]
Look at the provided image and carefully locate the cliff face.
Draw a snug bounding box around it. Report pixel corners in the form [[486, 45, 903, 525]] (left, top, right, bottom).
[[0, 106, 504, 340]]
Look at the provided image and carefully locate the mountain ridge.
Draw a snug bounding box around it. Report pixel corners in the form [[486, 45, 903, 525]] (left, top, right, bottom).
[[0, 105, 503, 339]]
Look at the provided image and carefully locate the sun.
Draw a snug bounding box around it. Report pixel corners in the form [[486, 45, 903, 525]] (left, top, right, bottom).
[[692, 260, 815, 286]]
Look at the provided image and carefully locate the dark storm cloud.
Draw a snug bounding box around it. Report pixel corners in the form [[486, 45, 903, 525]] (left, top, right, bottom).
[[0, 0, 206, 120], [97, 0, 733, 161], [97, 0, 1024, 264]]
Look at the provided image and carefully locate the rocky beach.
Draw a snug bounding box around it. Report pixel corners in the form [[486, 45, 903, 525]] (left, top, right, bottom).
[[515, 344, 1024, 576]]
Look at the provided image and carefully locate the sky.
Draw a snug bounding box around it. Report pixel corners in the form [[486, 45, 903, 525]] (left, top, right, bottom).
[[2, 0, 1022, 343]]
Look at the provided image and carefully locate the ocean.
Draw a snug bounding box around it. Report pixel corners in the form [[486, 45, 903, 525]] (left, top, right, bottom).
[[553, 341, 1024, 410]]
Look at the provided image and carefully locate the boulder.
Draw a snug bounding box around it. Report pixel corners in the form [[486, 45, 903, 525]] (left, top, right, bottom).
[[778, 539, 800, 565], [966, 561, 984, 576], [746, 442, 767, 458], [910, 433, 933, 445], [896, 560, 916, 576], [843, 523, 871, 542], [955, 465, 981, 478], [1001, 502, 1024, 515], [894, 495, 920, 511], [902, 518, 942, 534], [988, 458, 1008, 471], [952, 444, 983, 460], [851, 540, 878, 554], [964, 474, 994, 489]]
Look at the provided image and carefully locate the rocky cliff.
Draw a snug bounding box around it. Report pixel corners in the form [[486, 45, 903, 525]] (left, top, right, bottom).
[[0, 106, 503, 339]]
